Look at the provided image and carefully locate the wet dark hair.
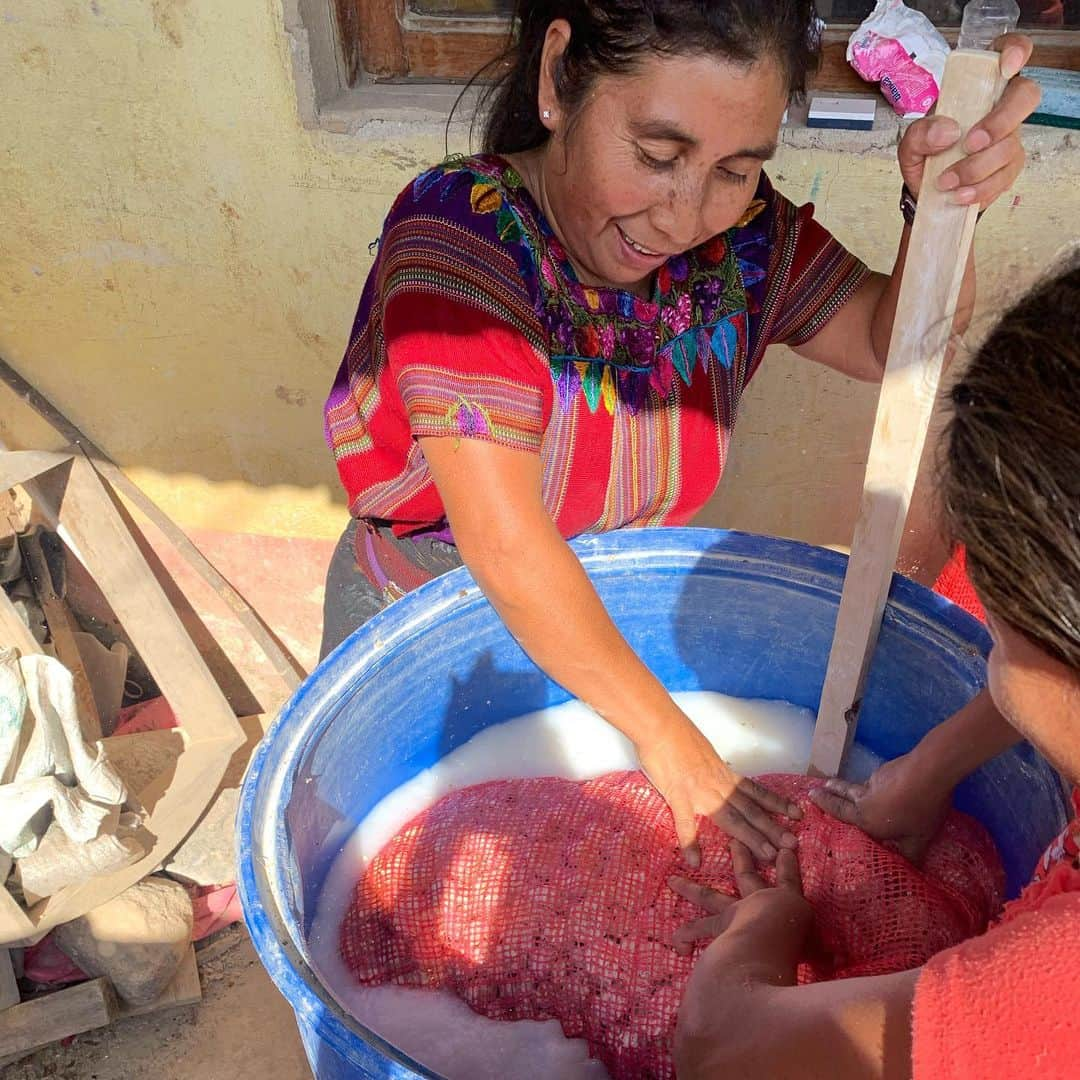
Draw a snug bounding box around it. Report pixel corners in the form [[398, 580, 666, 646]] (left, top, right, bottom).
[[942, 254, 1080, 669], [478, 1, 821, 155]]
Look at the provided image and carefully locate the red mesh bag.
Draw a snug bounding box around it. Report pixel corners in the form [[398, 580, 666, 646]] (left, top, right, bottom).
[[340, 772, 1003, 1079]]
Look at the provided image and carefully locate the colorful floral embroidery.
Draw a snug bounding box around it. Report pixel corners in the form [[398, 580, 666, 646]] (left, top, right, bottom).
[[412, 156, 768, 416], [452, 396, 493, 438]]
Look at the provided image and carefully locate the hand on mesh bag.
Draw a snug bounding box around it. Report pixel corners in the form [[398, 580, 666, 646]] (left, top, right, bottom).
[[809, 751, 953, 863], [669, 842, 813, 960], [637, 716, 801, 866]]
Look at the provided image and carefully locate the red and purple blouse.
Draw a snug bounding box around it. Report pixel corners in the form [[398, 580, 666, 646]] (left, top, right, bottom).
[[325, 155, 869, 540]]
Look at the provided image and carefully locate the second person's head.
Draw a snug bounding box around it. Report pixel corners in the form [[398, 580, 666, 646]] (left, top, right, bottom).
[[942, 256, 1080, 782]]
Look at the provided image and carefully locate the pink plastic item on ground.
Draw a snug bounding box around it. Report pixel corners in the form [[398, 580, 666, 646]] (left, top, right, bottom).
[[341, 771, 1004, 1080], [191, 883, 243, 939], [23, 934, 88, 986], [112, 695, 179, 736]]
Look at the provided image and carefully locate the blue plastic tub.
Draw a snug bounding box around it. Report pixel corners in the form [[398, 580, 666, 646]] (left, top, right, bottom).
[[237, 529, 1067, 1079]]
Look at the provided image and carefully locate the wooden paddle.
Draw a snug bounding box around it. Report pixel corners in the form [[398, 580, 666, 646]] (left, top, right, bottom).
[[809, 49, 1008, 778]]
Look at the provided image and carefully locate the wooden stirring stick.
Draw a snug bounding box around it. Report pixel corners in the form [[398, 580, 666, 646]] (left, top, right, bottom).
[[809, 49, 1008, 777]]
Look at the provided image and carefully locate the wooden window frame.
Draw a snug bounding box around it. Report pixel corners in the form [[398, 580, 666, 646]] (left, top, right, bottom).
[[337, 1, 1079, 87]]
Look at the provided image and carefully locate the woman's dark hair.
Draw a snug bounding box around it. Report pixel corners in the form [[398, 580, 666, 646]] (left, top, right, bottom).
[[478, 1, 821, 154], [942, 253, 1080, 669]]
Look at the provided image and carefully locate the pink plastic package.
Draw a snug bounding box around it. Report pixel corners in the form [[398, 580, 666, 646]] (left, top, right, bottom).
[[847, 0, 951, 117]]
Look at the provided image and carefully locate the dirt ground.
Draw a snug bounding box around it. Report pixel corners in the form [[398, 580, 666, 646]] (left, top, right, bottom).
[[4, 928, 311, 1080]]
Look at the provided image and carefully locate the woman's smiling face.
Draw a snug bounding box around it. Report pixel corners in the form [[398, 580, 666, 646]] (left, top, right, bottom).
[[534, 36, 789, 293]]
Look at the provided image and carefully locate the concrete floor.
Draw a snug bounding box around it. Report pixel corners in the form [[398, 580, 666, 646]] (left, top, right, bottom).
[[5, 928, 312, 1080]]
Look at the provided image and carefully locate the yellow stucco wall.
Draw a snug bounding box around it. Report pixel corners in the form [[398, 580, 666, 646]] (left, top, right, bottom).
[[2, 2, 1077, 549]]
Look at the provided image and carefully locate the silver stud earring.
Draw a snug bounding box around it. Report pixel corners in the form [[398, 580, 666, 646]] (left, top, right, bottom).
[[542, 109, 552, 120]]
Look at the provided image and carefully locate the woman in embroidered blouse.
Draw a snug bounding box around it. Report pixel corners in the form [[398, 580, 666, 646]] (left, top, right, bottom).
[[323, 1, 1039, 864]]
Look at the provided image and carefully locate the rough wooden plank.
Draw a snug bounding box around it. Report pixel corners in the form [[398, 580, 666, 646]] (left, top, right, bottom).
[[0, 949, 17, 1011], [0, 949, 201, 1067], [815, 30, 1079, 97], [0, 452, 245, 944], [348, 12, 1079, 85], [357, 0, 409, 77], [402, 25, 512, 81], [933, 27, 1080, 71], [20, 528, 103, 741], [375, 23, 1078, 86], [809, 49, 1007, 777], [41, 456, 243, 748], [333, 0, 364, 86], [0, 488, 30, 539], [108, 495, 264, 718], [816, 36, 871, 95], [1028, 34, 1080, 72], [0, 977, 118, 1059], [0, 450, 74, 495], [0, 892, 33, 951], [71, 631, 128, 733]]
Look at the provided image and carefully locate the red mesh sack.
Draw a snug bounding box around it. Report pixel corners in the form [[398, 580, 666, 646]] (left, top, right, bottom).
[[340, 772, 1004, 1079]]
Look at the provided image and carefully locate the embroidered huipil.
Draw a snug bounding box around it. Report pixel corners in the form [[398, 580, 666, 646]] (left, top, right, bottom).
[[325, 155, 869, 539]]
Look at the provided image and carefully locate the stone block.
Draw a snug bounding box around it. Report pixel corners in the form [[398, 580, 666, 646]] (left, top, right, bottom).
[[53, 876, 193, 1006]]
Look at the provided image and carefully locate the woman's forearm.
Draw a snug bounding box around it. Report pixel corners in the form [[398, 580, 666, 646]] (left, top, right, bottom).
[[677, 956, 919, 1080], [420, 434, 803, 860], [907, 687, 1022, 792]]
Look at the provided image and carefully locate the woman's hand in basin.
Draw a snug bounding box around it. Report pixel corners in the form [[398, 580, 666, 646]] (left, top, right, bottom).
[[638, 717, 802, 866], [810, 689, 1023, 862], [809, 753, 952, 863]]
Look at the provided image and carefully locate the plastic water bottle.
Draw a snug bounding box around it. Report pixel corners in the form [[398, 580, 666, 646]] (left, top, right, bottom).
[[956, 0, 1020, 50]]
